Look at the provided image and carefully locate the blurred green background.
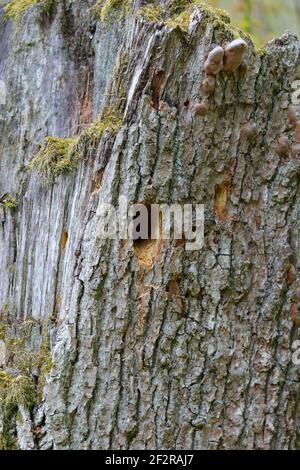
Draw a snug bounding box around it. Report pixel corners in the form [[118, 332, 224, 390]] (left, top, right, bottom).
[[210, 0, 300, 45]]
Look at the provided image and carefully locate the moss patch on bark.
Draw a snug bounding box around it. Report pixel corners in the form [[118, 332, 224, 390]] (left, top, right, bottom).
[[0, 194, 18, 211], [29, 137, 79, 185], [4, 0, 57, 23], [96, 0, 133, 22], [0, 315, 52, 449], [4, 0, 39, 23], [30, 103, 123, 185], [137, 1, 252, 43]]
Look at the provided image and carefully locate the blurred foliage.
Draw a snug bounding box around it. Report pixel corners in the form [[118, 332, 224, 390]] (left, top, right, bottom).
[[209, 0, 300, 45]]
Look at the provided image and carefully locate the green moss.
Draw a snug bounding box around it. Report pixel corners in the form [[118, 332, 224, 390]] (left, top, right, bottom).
[[85, 105, 123, 143], [35, 335, 52, 401], [136, 1, 229, 31], [0, 194, 18, 211], [0, 371, 35, 450], [0, 324, 7, 341], [136, 0, 253, 44], [0, 319, 52, 449], [0, 304, 10, 322], [96, 0, 133, 23], [170, 0, 230, 30], [29, 103, 123, 185], [137, 5, 164, 23], [256, 46, 267, 57], [165, 9, 191, 31], [6, 337, 33, 373], [212, 18, 252, 44], [0, 372, 35, 412], [40, 0, 56, 17], [4, 0, 39, 22], [96, 0, 254, 48], [168, 1, 251, 45], [29, 136, 79, 185], [0, 318, 52, 394], [0, 432, 18, 450], [4, 0, 57, 23]]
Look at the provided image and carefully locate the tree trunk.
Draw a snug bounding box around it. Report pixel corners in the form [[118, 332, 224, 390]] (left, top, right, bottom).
[[0, 0, 300, 450]]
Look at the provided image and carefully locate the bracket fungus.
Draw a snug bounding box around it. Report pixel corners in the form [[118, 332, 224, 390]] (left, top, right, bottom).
[[194, 100, 209, 116], [204, 46, 224, 75], [295, 123, 300, 143], [223, 39, 248, 73], [275, 135, 290, 157], [287, 263, 296, 284], [202, 76, 215, 95], [291, 144, 300, 157], [291, 303, 300, 326], [240, 122, 257, 141], [288, 105, 298, 128]]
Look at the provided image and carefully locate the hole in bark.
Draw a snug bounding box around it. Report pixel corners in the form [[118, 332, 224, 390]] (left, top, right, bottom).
[[61, 231, 69, 252], [132, 204, 153, 242], [133, 204, 162, 270], [184, 99, 190, 110], [151, 71, 165, 110]]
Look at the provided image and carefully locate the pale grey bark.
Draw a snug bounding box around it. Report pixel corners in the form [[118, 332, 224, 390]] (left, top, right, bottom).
[[0, 0, 300, 450]]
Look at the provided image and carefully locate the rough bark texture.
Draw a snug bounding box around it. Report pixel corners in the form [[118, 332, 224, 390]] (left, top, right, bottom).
[[1, 0, 300, 450]]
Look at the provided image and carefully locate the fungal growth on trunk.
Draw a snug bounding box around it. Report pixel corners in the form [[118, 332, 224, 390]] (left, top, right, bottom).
[[204, 46, 224, 75], [240, 122, 257, 141], [288, 105, 298, 127], [276, 135, 290, 157], [292, 144, 300, 157], [223, 38, 248, 73], [296, 123, 300, 142], [202, 75, 215, 95], [194, 100, 209, 116]]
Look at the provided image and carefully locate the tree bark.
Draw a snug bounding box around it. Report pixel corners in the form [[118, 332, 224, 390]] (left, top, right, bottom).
[[0, 0, 300, 450]]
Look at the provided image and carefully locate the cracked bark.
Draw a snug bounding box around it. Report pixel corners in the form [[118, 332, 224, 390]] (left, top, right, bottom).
[[1, 0, 300, 450]]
